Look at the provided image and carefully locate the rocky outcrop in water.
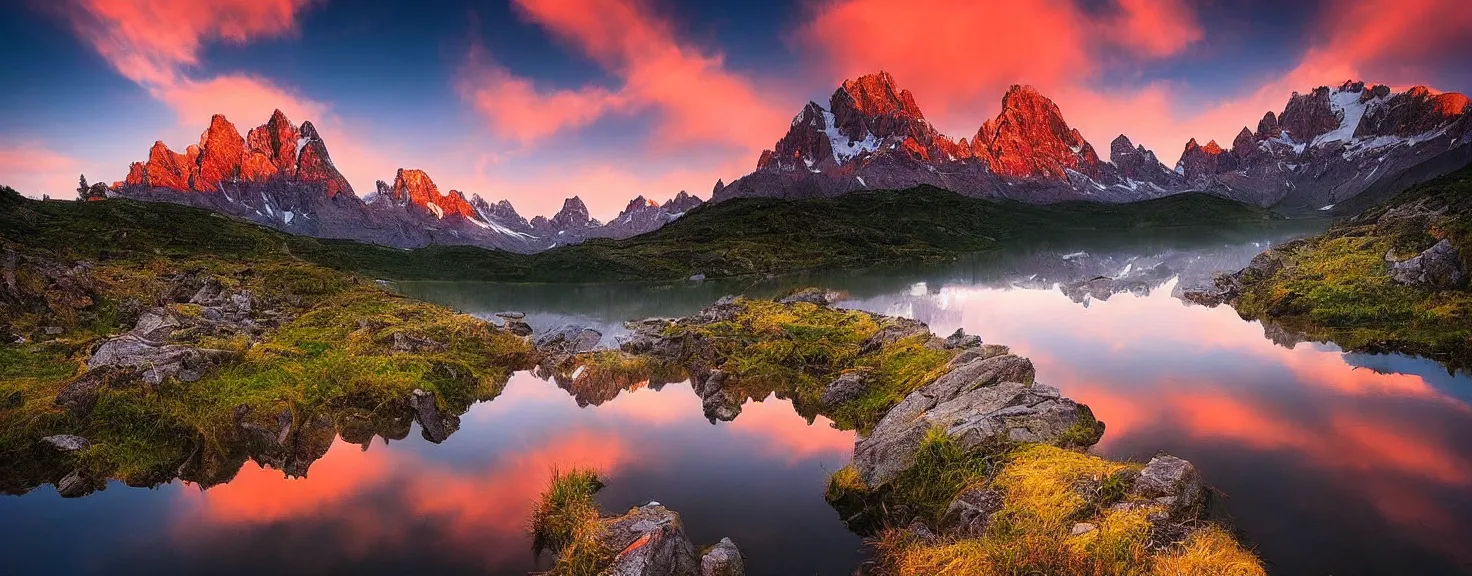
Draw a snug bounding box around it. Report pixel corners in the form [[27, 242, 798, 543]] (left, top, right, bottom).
[[852, 356, 1103, 488]]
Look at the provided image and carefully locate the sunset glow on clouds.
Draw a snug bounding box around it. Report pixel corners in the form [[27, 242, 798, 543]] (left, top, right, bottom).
[[2, 0, 1469, 218]]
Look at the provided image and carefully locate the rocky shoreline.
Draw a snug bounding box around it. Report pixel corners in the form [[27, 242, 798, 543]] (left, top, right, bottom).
[[526, 290, 1262, 575], [1181, 162, 1471, 371]]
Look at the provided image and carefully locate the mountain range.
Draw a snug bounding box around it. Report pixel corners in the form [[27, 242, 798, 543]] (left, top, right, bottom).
[[111, 111, 703, 253], [718, 73, 1472, 212], [110, 72, 1472, 253]]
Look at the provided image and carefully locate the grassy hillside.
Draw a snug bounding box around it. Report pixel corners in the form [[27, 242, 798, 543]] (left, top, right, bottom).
[[1229, 163, 1472, 368], [297, 186, 1281, 282], [0, 187, 533, 494]]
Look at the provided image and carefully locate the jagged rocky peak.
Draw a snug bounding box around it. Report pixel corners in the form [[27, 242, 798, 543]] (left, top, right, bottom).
[[1357, 85, 1471, 138], [1256, 111, 1280, 139], [1178, 138, 1237, 180], [117, 111, 353, 198], [471, 196, 531, 229], [756, 70, 962, 172], [974, 84, 1102, 179], [837, 70, 924, 120], [623, 195, 659, 213], [662, 190, 702, 213], [194, 114, 245, 192], [244, 109, 300, 178], [1231, 127, 1256, 157], [549, 197, 591, 229], [384, 168, 476, 220], [1279, 86, 1337, 142], [759, 101, 837, 170], [1109, 134, 1175, 184]]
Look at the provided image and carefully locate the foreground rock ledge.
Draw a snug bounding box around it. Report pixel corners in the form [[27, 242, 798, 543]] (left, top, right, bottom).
[[601, 293, 1258, 573]]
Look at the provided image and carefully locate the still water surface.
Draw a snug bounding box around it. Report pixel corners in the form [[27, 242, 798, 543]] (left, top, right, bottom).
[[4, 225, 1471, 575]]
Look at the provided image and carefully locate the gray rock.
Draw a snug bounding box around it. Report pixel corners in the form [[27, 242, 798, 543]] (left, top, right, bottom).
[[87, 335, 231, 385], [619, 318, 683, 358], [228, 291, 253, 314], [692, 297, 743, 324], [131, 309, 182, 341], [698, 370, 742, 422], [778, 288, 839, 306], [42, 434, 91, 452], [43, 326, 64, 336], [688, 273, 707, 282], [494, 311, 526, 320], [853, 355, 1102, 488], [1071, 522, 1098, 536], [600, 504, 701, 576], [535, 325, 603, 354], [1131, 454, 1206, 519], [505, 320, 534, 337], [391, 331, 447, 353], [55, 469, 99, 498], [820, 369, 873, 408], [943, 328, 983, 349], [1389, 239, 1467, 288], [858, 317, 931, 355], [700, 537, 744, 576], [938, 487, 1003, 537], [947, 344, 1012, 368], [409, 388, 459, 444]]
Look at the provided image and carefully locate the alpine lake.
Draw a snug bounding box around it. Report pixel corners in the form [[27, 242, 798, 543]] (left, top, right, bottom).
[[4, 221, 1471, 576]]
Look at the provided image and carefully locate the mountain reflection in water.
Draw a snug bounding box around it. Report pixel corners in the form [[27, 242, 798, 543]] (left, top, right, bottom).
[[5, 225, 1472, 575]]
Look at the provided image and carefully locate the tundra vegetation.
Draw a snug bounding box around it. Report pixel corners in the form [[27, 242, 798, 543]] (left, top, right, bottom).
[[0, 187, 534, 494], [1212, 163, 1472, 370]]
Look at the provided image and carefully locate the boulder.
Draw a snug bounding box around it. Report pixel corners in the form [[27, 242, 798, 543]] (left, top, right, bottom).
[[938, 487, 1003, 537], [697, 369, 742, 422], [87, 335, 231, 385], [778, 288, 841, 306], [1129, 454, 1206, 519], [55, 469, 103, 498], [700, 537, 744, 576], [535, 325, 603, 355], [41, 434, 91, 452], [505, 320, 534, 337], [943, 328, 983, 349], [1389, 239, 1467, 289], [599, 504, 701, 576], [619, 318, 681, 357], [858, 316, 931, 355], [853, 355, 1103, 488], [947, 344, 1011, 368], [820, 369, 873, 408], [688, 273, 707, 282], [494, 311, 525, 320], [409, 388, 459, 444], [691, 296, 743, 324], [391, 331, 447, 353]]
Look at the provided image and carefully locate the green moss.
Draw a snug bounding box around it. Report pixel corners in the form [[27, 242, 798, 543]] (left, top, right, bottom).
[[0, 191, 536, 491], [1233, 163, 1472, 368], [867, 444, 1262, 576]]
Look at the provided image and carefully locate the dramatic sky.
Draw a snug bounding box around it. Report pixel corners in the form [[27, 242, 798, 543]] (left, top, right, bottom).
[[2, 0, 1469, 219]]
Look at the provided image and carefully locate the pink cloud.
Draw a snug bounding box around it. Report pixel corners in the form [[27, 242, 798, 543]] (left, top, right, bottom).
[[459, 45, 623, 143], [800, 0, 1202, 135], [460, 0, 788, 152], [68, 0, 316, 86], [0, 141, 84, 198]]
